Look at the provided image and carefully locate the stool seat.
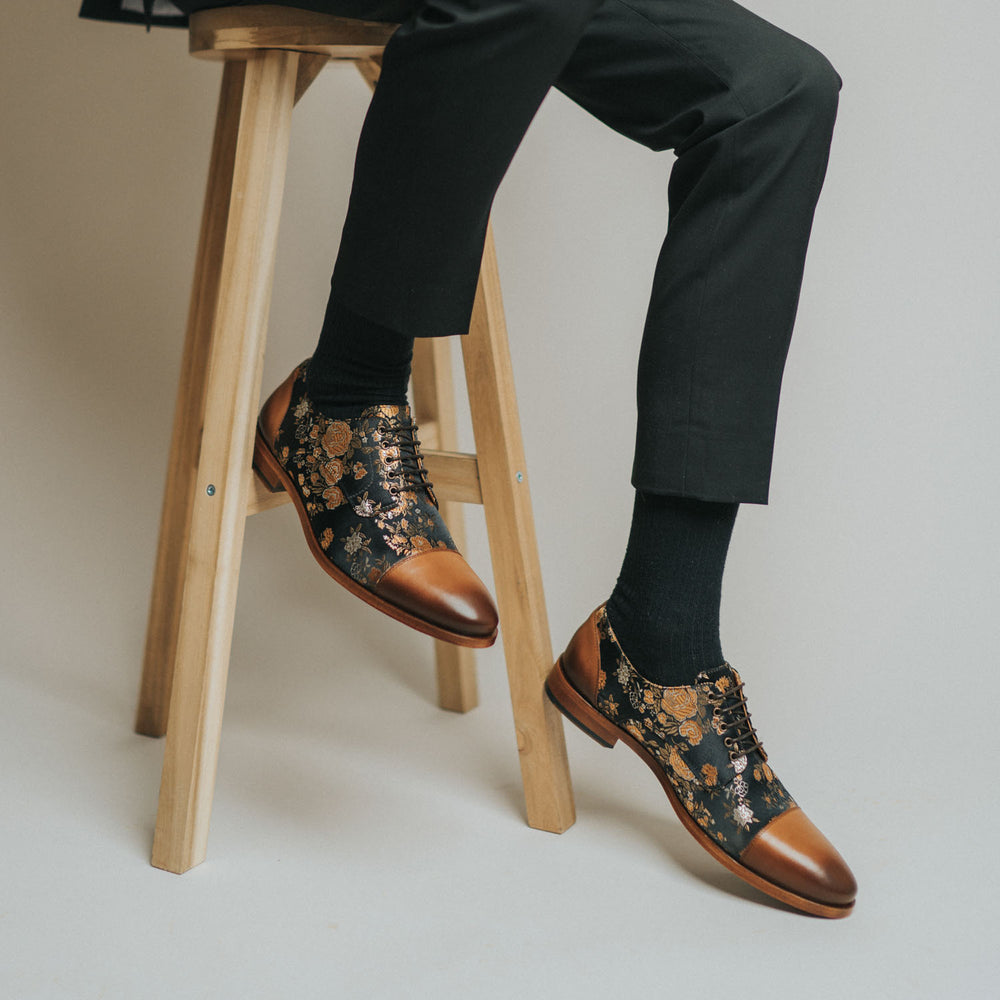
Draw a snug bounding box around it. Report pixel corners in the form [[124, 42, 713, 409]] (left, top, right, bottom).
[[189, 5, 397, 60], [140, 4, 574, 874]]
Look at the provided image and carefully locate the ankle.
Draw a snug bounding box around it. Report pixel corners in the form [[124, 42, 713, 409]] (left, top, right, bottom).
[[607, 491, 737, 687], [605, 597, 724, 686], [307, 297, 414, 414]]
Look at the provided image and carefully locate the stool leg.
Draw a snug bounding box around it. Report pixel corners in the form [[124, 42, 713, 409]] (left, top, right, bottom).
[[411, 338, 479, 713], [294, 53, 329, 104], [136, 61, 247, 738], [151, 49, 300, 874], [461, 225, 576, 833]]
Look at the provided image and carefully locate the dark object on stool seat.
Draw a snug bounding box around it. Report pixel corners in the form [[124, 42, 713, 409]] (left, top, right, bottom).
[[79, 0, 189, 30]]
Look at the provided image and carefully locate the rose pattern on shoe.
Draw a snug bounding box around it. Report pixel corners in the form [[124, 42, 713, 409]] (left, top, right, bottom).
[[595, 608, 794, 858], [269, 363, 455, 590]]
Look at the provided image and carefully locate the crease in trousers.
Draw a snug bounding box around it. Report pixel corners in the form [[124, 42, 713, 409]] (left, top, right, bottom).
[[177, 0, 843, 503]]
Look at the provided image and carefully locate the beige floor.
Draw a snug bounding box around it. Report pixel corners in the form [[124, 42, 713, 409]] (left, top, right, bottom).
[[2, 494, 996, 998], [2, 2, 999, 997]]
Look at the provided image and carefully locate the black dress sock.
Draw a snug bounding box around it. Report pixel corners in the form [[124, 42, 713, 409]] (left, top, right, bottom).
[[606, 493, 739, 687], [306, 295, 415, 417]]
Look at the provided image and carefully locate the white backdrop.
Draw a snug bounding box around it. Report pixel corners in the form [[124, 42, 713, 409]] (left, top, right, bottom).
[[1, 1, 997, 996]]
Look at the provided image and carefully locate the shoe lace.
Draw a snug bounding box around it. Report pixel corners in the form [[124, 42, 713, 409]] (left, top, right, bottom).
[[380, 417, 436, 504], [705, 676, 767, 762]]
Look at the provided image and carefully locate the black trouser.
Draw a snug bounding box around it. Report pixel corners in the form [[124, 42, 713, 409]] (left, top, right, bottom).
[[180, 0, 842, 503]]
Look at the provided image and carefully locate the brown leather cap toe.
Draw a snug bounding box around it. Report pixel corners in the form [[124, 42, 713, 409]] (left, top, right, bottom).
[[375, 549, 499, 643], [740, 806, 857, 908]]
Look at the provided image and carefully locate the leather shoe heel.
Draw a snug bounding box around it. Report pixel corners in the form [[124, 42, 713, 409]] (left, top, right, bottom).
[[252, 427, 287, 494], [545, 658, 620, 749]]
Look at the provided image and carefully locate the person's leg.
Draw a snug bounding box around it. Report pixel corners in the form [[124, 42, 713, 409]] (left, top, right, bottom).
[[558, 0, 842, 505], [549, 0, 841, 686], [607, 493, 738, 686], [308, 298, 414, 414], [287, 0, 602, 639], [541, 0, 855, 917], [311, 0, 606, 410], [182, 0, 610, 643], [178, 0, 610, 410], [327, 0, 605, 340], [178, 0, 601, 409]]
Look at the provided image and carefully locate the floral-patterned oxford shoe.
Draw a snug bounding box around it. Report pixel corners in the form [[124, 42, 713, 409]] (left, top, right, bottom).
[[546, 605, 857, 918], [252, 361, 498, 647]]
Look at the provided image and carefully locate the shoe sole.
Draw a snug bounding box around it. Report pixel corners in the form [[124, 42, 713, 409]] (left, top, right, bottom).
[[545, 657, 855, 919], [252, 424, 498, 649]]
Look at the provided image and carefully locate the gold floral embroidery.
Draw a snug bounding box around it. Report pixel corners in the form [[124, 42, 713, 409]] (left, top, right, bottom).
[[752, 761, 776, 784], [344, 526, 369, 556], [270, 365, 456, 589], [594, 608, 794, 858], [660, 688, 698, 721], [323, 485, 344, 506], [668, 748, 695, 782], [322, 458, 344, 484], [679, 719, 703, 746], [322, 421, 352, 456]]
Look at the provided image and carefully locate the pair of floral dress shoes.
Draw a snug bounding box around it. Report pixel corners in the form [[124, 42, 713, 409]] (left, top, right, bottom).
[[254, 362, 857, 919]]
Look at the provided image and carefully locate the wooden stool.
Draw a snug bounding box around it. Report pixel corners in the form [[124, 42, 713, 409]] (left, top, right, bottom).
[[138, 5, 575, 873]]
